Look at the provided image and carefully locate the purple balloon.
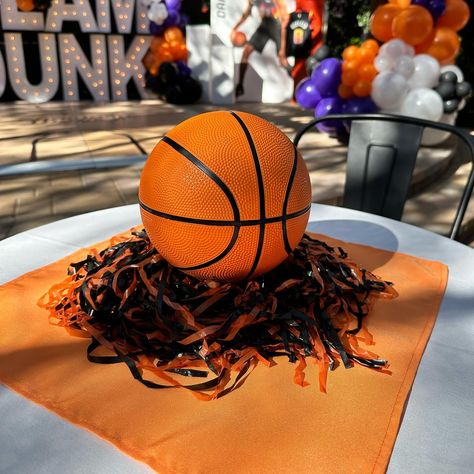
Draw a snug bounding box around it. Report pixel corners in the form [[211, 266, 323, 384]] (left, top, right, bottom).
[[411, 0, 429, 7], [311, 58, 342, 98], [176, 61, 192, 78], [178, 13, 189, 28], [165, 0, 181, 10], [315, 96, 344, 134], [295, 78, 322, 110], [428, 0, 446, 20], [164, 9, 181, 26], [342, 97, 378, 132], [149, 21, 165, 35], [343, 97, 378, 115]]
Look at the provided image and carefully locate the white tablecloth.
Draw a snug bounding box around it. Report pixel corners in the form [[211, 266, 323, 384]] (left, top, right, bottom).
[[1, 204, 473, 474]]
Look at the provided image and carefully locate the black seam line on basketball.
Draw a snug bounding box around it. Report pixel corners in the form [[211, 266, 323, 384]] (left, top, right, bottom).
[[282, 145, 299, 254], [161, 135, 240, 221], [160, 135, 241, 272], [174, 226, 240, 271], [139, 200, 311, 226], [229, 111, 265, 279]]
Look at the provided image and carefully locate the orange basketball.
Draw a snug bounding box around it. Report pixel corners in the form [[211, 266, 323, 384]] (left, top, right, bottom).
[[231, 30, 247, 47], [139, 111, 312, 282]]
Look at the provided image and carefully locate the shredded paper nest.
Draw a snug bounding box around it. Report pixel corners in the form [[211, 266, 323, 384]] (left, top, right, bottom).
[[39, 230, 397, 400]]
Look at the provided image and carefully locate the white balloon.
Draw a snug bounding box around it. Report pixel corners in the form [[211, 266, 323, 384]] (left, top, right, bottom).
[[400, 88, 444, 122], [147, 0, 168, 24], [380, 39, 407, 61], [371, 72, 409, 110], [394, 55, 415, 79], [407, 54, 441, 90], [404, 44, 416, 57], [374, 54, 394, 73], [422, 112, 457, 146], [440, 64, 464, 83]]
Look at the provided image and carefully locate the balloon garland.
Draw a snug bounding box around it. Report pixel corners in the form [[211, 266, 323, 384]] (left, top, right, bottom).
[[296, 0, 471, 140], [142, 0, 202, 103]]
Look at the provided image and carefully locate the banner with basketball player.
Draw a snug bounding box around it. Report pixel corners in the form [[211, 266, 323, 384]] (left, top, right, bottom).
[[210, 0, 296, 104]]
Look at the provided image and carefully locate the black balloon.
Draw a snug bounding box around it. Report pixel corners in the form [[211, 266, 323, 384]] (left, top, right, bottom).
[[440, 71, 458, 84], [435, 82, 457, 100], [444, 98, 460, 114], [145, 72, 159, 90], [158, 62, 179, 84], [166, 77, 202, 104], [456, 81, 472, 99], [305, 55, 319, 75], [315, 45, 330, 62]]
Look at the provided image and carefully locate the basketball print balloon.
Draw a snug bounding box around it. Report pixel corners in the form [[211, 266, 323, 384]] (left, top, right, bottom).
[[139, 111, 312, 281]]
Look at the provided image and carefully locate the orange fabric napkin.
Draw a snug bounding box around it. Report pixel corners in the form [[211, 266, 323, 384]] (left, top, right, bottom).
[[0, 233, 447, 474]]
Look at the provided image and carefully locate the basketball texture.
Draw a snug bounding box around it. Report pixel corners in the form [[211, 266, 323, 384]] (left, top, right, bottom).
[[139, 111, 312, 281]]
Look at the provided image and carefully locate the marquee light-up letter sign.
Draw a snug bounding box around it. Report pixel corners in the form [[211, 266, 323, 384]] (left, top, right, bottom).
[[0, 0, 151, 102]]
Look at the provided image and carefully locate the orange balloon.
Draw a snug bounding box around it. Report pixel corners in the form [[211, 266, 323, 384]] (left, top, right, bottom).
[[175, 44, 188, 62], [392, 5, 434, 46], [157, 50, 174, 63], [342, 45, 360, 62], [149, 64, 161, 76], [342, 69, 359, 87], [16, 0, 34, 11], [150, 36, 164, 54], [361, 39, 380, 55], [415, 28, 436, 53], [168, 40, 183, 56], [359, 63, 377, 82], [358, 48, 376, 64], [425, 27, 461, 62], [143, 51, 158, 71], [343, 59, 360, 72], [440, 54, 457, 66], [160, 42, 171, 53], [370, 5, 401, 42], [164, 26, 184, 44], [389, 0, 411, 7], [437, 0, 470, 32], [353, 80, 372, 97], [338, 84, 354, 99]]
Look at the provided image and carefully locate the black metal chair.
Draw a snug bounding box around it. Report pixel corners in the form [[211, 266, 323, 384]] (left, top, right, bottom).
[[293, 113, 474, 241]]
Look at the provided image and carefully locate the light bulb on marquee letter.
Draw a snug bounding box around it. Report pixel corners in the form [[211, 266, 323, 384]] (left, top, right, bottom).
[[59, 34, 109, 101], [46, 0, 98, 32], [5, 33, 59, 103], [136, 1, 149, 34], [95, 0, 112, 33], [111, 0, 134, 34], [1, 0, 44, 31], [108, 35, 151, 100]]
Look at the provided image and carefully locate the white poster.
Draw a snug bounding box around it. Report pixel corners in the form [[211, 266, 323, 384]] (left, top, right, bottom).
[[210, 0, 295, 104]]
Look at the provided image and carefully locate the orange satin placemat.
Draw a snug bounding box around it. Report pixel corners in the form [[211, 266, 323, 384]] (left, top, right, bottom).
[[0, 233, 448, 474]]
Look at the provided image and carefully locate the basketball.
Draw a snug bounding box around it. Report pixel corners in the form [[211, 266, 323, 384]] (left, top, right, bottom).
[[139, 111, 312, 281], [231, 30, 247, 47]]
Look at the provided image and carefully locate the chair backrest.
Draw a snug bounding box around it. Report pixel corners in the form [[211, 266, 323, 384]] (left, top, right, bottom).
[[293, 113, 474, 241], [344, 119, 423, 220]]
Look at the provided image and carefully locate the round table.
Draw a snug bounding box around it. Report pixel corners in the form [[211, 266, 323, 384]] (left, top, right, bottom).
[[1, 204, 473, 474]]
